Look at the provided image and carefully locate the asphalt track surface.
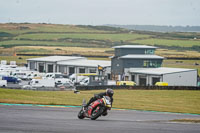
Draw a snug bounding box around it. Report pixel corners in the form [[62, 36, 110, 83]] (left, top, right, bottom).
[[0, 105, 200, 133]]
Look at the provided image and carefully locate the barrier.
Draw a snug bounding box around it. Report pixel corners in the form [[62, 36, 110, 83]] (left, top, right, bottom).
[[3, 85, 200, 91], [76, 85, 200, 90]]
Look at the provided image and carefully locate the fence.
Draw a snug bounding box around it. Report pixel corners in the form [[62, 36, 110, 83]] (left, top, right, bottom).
[[76, 85, 200, 90]]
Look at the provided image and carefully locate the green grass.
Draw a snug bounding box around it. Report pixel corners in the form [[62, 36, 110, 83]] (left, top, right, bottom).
[[0, 88, 200, 114], [134, 38, 200, 47], [0, 23, 108, 35], [15, 33, 151, 42], [132, 38, 200, 47], [0, 56, 42, 65], [0, 40, 87, 47], [163, 60, 200, 75], [1, 23, 200, 51]]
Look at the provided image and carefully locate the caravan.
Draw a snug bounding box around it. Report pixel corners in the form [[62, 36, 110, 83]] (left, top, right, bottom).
[[29, 79, 55, 88]]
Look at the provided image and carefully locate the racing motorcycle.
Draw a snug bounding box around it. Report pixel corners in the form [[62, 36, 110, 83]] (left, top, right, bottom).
[[78, 96, 112, 120]]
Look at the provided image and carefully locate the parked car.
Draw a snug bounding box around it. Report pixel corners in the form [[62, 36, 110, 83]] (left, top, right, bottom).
[[155, 82, 168, 86], [55, 78, 73, 86], [2, 76, 21, 83], [57, 82, 74, 89], [116, 81, 136, 86], [79, 77, 89, 86]]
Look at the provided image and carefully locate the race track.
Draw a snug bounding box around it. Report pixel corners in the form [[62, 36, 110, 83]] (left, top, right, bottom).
[[0, 105, 200, 133]]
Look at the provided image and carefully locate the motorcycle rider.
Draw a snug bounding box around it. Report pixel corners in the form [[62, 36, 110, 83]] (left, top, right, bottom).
[[84, 88, 114, 115]]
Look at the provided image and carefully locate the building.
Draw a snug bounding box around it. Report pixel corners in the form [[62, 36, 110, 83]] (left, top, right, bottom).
[[111, 45, 164, 79], [27, 56, 86, 73], [111, 45, 198, 86], [125, 67, 197, 86], [27, 56, 111, 76], [57, 59, 111, 76]]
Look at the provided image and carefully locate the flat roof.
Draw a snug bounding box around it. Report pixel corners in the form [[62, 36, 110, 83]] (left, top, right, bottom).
[[129, 67, 196, 75], [113, 45, 157, 49], [27, 56, 86, 62], [57, 59, 111, 67], [120, 54, 164, 59]]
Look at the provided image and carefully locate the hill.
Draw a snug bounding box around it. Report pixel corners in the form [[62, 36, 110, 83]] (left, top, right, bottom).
[[0, 23, 200, 58], [106, 25, 200, 33]]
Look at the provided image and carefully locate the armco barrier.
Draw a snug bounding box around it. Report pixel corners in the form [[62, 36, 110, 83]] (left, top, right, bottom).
[[76, 85, 200, 90]]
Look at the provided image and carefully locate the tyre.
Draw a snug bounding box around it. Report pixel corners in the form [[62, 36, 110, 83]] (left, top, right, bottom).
[[78, 110, 85, 119], [91, 105, 104, 120]]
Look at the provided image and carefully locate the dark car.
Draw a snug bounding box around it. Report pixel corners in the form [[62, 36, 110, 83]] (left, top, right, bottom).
[[2, 76, 21, 84]]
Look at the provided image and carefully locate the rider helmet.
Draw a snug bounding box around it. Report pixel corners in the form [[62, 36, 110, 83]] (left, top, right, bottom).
[[106, 88, 114, 97]]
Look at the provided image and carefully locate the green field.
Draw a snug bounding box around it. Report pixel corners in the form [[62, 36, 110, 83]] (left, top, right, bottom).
[[0, 23, 200, 72], [132, 38, 200, 47], [0, 88, 200, 114], [15, 33, 151, 42], [1, 23, 200, 53], [163, 60, 200, 75], [0, 40, 86, 47]]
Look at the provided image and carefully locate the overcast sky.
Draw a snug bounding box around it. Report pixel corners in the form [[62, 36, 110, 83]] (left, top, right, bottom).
[[0, 0, 200, 26]]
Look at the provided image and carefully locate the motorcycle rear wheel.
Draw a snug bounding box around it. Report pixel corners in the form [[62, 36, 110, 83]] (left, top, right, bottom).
[[91, 105, 104, 120]]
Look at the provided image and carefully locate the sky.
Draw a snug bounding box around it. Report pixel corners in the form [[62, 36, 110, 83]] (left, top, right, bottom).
[[0, 0, 200, 26]]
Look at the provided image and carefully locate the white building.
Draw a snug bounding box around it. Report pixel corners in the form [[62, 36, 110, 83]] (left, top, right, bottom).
[[125, 67, 198, 86], [27, 56, 111, 76]]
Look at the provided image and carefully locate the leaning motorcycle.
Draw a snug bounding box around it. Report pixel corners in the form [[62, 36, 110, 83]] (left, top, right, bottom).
[[78, 96, 112, 120]]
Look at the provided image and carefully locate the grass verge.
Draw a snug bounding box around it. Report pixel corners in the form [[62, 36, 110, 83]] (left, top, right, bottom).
[[0, 88, 200, 114]]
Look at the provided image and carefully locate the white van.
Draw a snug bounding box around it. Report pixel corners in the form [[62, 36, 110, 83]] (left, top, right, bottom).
[[12, 72, 27, 80], [26, 72, 44, 80], [0, 80, 7, 87], [44, 73, 62, 79]]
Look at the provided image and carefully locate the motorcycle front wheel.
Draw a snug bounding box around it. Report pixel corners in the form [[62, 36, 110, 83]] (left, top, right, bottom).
[[91, 105, 104, 120], [78, 109, 85, 119]]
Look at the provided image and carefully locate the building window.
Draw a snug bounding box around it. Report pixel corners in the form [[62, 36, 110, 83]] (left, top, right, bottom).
[[79, 68, 85, 73], [59, 66, 65, 73], [69, 67, 75, 75], [89, 68, 96, 73], [48, 64, 53, 73], [30, 62, 35, 70], [131, 75, 135, 82], [143, 60, 161, 68], [145, 49, 155, 54], [38, 63, 44, 73]]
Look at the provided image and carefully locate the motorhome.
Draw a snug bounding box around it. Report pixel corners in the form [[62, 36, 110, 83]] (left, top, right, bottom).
[[29, 79, 55, 87]]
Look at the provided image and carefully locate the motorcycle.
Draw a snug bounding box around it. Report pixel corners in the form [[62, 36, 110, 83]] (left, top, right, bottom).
[[78, 96, 112, 120]]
